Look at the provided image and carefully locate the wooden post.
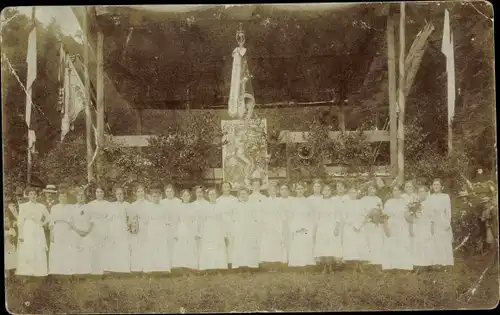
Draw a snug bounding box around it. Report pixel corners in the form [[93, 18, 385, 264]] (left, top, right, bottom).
[[137, 108, 143, 154], [397, 3, 406, 185], [338, 103, 346, 132], [387, 10, 398, 180], [83, 7, 94, 183], [96, 30, 105, 180]]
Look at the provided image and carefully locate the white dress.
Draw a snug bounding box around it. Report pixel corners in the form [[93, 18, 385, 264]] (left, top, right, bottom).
[[330, 195, 349, 259], [161, 198, 182, 266], [16, 202, 49, 276], [231, 201, 260, 268], [258, 197, 287, 263], [313, 198, 339, 258], [127, 199, 150, 272], [198, 202, 229, 270], [171, 202, 199, 269], [342, 199, 370, 262], [411, 198, 435, 266], [287, 197, 316, 267], [48, 204, 76, 275], [382, 198, 413, 270], [429, 193, 454, 266], [248, 192, 268, 204], [86, 199, 112, 275], [70, 203, 93, 274], [143, 202, 171, 272], [360, 195, 385, 265], [105, 201, 131, 272], [217, 195, 239, 264]]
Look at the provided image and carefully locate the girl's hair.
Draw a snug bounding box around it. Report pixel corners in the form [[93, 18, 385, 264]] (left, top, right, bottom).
[[432, 178, 443, 186], [164, 183, 176, 192], [25, 186, 38, 195], [404, 180, 416, 188], [416, 185, 428, 192], [192, 185, 204, 193], [221, 181, 232, 189], [238, 186, 251, 194], [112, 185, 125, 195], [335, 180, 346, 188], [57, 188, 69, 196], [295, 181, 307, 189], [364, 181, 377, 193], [135, 183, 147, 192], [180, 189, 191, 197], [279, 182, 290, 189], [251, 178, 262, 185], [207, 187, 218, 195], [149, 183, 163, 194], [312, 178, 323, 186], [392, 184, 403, 192], [95, 184, 106, 193], [74, 186, 86, 195], [322, 183, 332, 190]]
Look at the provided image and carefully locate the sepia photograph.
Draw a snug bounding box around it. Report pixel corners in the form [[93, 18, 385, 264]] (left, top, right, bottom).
[[1, 2, 498, 313]]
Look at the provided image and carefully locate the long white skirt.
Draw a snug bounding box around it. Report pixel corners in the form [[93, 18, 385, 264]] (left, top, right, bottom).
[[89, 221, 108, 275], [382, 219, 413, 270], [232, 231, 259, 268], [73, 234, 93, 275], [104, 222, 131, 273], [199, 222, 228, 270], [432, 227, 454, 266], [342, 225, 369, 262], [129, 230, 146, 272], [411, 220, 435, 266], [365, 223, 385, 265], [49, 222, 78, 275], [260, 225, 287, 263], [16, 220, 48, 276], [288, 230, 315, 267], [144, 222, 171, 272], [172, 222, 199, 269], [314, 222, 343, 258]]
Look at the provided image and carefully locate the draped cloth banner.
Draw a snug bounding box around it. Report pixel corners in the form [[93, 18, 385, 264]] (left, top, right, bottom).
[[228, 46, 246, 118], [221, 119, 268, 190], [59, 44, 86, 141]]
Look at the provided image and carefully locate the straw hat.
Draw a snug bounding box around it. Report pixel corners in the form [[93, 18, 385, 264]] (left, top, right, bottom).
[[42, 184, 58, 194]]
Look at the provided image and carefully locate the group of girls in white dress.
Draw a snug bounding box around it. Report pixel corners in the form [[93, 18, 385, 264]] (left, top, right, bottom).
[[7, 177, 454, 277]]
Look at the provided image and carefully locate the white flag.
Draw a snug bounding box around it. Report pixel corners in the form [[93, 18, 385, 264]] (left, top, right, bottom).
[[441, 9, 455, 125], [25, 24, 37, 153]]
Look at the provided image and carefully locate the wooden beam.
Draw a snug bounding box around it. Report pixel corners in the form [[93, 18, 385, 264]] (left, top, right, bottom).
[[84, 7, 94, 183], [96, 30, 105, 180], [387, 9, 398, 180], [201, 165, 391, 180], [397, 3, 406, 185], [107, 130, 391, 148]]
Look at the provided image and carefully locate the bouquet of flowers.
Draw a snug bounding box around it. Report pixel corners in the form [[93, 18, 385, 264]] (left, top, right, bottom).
[[128, 216, 139, 235], [366, 204, 389, 224], [407, 200, 422, 218]]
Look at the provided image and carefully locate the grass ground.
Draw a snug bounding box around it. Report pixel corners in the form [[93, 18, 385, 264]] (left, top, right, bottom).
[[5, 252, 498, 313]]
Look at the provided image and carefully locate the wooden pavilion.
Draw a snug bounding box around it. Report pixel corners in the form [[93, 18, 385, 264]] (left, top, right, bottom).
[[70, 4, 432, 184]]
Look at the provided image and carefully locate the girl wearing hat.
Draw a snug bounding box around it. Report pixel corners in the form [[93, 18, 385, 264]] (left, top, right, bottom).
[[286, 181, 316, 269], [16, 186, 51, 276], [428, 179, 454, 267]]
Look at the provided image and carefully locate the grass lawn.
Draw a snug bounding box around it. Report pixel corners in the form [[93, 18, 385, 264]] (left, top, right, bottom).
[[5, 253, 498, 313]]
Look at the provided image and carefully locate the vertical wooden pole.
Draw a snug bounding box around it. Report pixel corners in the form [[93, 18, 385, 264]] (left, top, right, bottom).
[[137, 108, 143, 154], [397, 3, 406, 185], [338, 104, 346, 132], [387, 9, 398, 180], [96, 30, 104, 181], [84, 7, 94, 183]]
